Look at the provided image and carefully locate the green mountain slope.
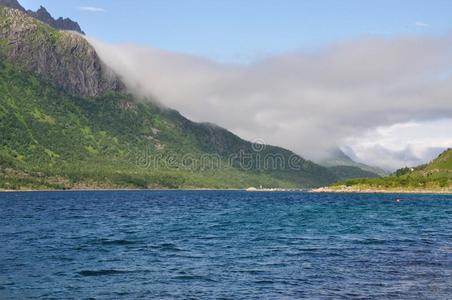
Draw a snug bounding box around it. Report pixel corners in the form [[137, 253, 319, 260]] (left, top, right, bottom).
[[330, 149, 452, 192], [0, 58, 340, 189], [326, 165, 380, 181], [0, 5, 344, 190]]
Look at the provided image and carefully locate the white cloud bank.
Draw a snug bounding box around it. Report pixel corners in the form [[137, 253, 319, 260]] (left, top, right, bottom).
[[88, 35, 452, 170]]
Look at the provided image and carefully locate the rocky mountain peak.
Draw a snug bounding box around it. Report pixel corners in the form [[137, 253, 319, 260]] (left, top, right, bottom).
[[0, 6, 124, 97], [32, 5, 53, 22], [0, 0, 84, 34]]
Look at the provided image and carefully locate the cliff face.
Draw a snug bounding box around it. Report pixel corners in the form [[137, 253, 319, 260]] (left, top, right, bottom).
[[0, 7, 124, 97], [0, 0, 84, 34]]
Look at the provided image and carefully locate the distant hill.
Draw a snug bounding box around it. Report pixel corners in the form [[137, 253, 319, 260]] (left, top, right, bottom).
[[320, 148, 387, 178], [326, 165, 380, 181], [328, 149, 452, 192], [0, 5, 348, 190]]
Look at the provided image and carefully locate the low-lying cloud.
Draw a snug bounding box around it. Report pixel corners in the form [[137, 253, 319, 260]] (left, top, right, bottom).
[[88, 35, 452, 170], [343, 119, 452, 170]]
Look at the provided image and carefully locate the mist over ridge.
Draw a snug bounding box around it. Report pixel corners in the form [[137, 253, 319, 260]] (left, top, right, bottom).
[[88, 34, 452, 169]]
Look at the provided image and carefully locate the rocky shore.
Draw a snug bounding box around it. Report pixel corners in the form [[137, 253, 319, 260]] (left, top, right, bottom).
[[311, 186, 452, 194]]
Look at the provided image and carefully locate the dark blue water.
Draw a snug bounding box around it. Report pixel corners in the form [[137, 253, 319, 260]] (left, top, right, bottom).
[[0, 191, 451, 299]]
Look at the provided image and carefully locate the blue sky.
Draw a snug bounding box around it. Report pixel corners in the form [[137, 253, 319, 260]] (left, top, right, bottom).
[[20, 0, 452, 63]]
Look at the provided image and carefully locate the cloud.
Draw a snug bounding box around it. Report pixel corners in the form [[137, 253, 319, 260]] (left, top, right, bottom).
[[78, 6, 106, 12], [343, 119, 452, 169], [415, 21, 429, 27], [87, 35, 452, 168]]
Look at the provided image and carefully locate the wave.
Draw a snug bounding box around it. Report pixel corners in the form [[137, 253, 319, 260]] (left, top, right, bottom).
[[78, 269, 130, 277], [97, 239, 137, 246]]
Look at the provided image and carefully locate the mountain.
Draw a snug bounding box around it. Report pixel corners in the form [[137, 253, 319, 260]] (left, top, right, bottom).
[[326, 165, 380, 181], [0, 0, 84, 34], [27, 6, 84, 34], [328, 149, 452, 192], [0, 5, 349, 190], [320, 148, 388, 177], [0, 7, 122, 97], [0, 0, 22, 11]]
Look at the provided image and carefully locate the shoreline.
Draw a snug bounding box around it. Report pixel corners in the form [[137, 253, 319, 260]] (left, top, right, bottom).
[[0, 188, 244, 193], [0, 187, 451, 194], [310, 187, 452, 194]]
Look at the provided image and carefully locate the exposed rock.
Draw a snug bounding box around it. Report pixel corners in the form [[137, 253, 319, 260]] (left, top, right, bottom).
[[27, 6, 53, 25], [0, 0, 24, 11], [0, 0, 84, 34], [0, 7, 124, 97], [27, 6, 84, 34]]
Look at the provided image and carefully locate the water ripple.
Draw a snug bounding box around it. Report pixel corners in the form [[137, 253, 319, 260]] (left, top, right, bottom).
[[0, 190, 451, 299]]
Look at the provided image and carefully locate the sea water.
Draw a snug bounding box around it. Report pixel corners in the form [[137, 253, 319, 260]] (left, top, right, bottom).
[[0, 191, 451, 299]]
